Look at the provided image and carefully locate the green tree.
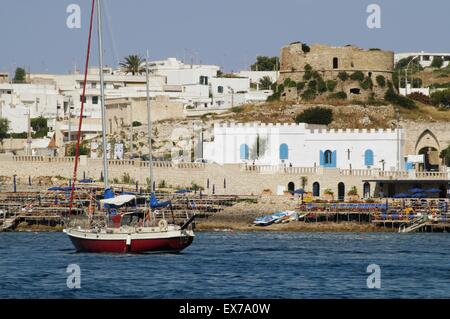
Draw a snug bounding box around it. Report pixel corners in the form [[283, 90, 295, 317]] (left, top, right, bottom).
[[294, 107, 333, 125], [13, 67, 26, 83], [395, 56, 423, 71], [258, 76, 273, 90], [30, 116, 49, 138], [0, 117, 10, 145], [120, 55, 144, 75], [431, 56, 444, 68], [250, 56, 278, 71], [430, 89, 450, 107], [67, 142, 90, 156]]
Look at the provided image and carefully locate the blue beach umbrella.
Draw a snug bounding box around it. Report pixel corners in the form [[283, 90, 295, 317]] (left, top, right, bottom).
[[48, 186, 64, 191], [408, 188, 423, 194], [425, 188, 441, 193], [411, 193, 427, 198], [393, 193, 408, 198], [293, 189, 305, 195], [175, 189, 191, 194]]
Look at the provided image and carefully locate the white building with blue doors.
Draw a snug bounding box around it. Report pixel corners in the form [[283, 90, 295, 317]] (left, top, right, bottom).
[[203, 122, 405, 171]]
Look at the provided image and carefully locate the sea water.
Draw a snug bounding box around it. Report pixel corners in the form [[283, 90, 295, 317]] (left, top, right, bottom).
[[0, 231, 449, 298]]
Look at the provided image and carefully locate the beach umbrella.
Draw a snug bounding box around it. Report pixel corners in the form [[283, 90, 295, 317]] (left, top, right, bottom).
[[175, 189, 191, 194], [408, 188, 423, 194], [293, 189, 305, 195], [393, 193, 408, 198], [48, 186, 64, 191], [411, 193, 427, 198], [79, 178, 94, 183], [425, 188, 441, 193]]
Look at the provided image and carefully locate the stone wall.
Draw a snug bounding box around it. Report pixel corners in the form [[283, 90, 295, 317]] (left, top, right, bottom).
[[1, 155, 448, 199], [279, 42, 394, 100]]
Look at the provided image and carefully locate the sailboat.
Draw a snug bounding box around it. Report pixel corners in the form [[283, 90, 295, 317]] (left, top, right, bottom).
[[63, 0, 195, 253]]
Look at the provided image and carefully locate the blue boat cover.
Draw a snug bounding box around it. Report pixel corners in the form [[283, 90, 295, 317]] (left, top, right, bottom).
[[150, 193, 171, 208]]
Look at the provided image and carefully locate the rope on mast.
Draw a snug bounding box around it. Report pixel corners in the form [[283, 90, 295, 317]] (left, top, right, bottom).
[[68, 0, 96, 214]]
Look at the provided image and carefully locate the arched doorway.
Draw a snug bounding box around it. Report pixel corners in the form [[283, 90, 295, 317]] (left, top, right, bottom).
[[313, 182, 320, 197], [338, 182, 345, 202], [287, 182, 295, 193], [418, 147, 439, 171], [415, 130, 440, 171], [363, 182, 371, 198]]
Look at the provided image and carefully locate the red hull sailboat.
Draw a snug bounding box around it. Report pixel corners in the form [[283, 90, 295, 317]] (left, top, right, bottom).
[[64, 0, 195, 254]]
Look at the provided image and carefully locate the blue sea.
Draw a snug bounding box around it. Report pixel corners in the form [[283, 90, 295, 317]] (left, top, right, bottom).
[[0, 231, 449, 298]]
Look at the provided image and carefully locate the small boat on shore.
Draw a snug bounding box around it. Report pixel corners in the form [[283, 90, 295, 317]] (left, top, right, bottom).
[[253, 211, 298, 226]]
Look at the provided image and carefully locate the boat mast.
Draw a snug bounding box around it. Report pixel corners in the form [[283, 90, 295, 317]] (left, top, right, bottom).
[[97, 0, 109, 189], [146, 50, 154, 192]]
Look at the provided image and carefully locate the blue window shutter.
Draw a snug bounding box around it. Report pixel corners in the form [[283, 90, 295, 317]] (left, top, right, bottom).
[[319, 151, 324, 166], [364, 150, 374, 166], [279, 144, 288, 160], [331, 150, 337, 167], [240, 144, 249, 160], [406, 162, 413, 170]]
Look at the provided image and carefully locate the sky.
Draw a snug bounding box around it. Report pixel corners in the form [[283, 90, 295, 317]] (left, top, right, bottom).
[[0, 0, 449, 75]]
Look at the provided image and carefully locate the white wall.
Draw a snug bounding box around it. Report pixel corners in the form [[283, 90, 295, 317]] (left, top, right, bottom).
[[205, 123, 404, 170], [236, 71, 279, 84]]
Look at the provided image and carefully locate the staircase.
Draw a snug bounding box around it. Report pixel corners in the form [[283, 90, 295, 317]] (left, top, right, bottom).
[[399, 217, 429, 233], [1, 216, 18, 231]]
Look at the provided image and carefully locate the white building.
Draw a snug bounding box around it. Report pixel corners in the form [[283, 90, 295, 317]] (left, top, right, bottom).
[[204, 123, 405, 171], [395, 52, 450, 68], [148, 57, 219, 86], [0, 83, 66, 133]]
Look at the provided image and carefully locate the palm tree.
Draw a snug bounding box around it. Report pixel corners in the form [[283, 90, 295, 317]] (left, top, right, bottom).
[[259, 76, 273, 90], [120, 55, 144, 75]]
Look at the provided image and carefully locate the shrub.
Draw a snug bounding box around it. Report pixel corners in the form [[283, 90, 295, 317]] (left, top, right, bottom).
[[266, 92, 280, 102], [337, 71, 348, 81], [328, 91, 347, 100], [350, 71, 365, 82], [158, 179, 167, 188], [230, 106, 244, 113], [407, 92, 431, 105], [296, 82, 305, 91], [303, 64, 313, 80], [294, 107, 333, 125], [384, 87, 416, 109], [360, 77, 373, 90], [307, 80, 317, 91], [312, 71, 321, 80], [376, 75, 386, 87], [431, 56, 444, 68], [430, 89, 450, 107], [283, 78, 292, 86], [347, 186, 358, 196], [326, 80, 337, 92], [132, 121, 142, 127], [317, 79, 327, 93], [301, 90, 317, 101], [287, 80, 297, 88]]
